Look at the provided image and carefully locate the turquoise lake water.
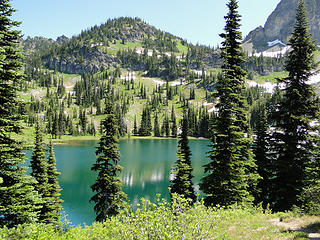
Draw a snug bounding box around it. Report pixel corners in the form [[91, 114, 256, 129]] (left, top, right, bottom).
[[26, 139, 210, 226]]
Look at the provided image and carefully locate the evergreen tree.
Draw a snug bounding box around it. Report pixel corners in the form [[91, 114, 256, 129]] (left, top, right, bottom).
[[139, 107, 152, 136], [253, 103, 273, 206], [0, 0, 41, 227], [300, 118, 320, 214], [170, 115, 196, 203], [46, 138, 63, 226], [52, 111, 58, 139], [154, 113, 161, 137], [133, 115, 138, 135], [271, 0, 319, 211], [90, 98, 126, 221], [162, 115, 170, 137], [171, 106, 177, 137], [200, 0, 259, 206], [171, 113, 177, 138], [30, 122, 50, 222]]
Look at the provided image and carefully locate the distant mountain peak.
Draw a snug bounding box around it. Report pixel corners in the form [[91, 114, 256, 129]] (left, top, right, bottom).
[[243, 0, 320, 53]]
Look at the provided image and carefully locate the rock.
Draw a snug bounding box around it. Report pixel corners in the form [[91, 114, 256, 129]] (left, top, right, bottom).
[[244, 0, 320, 52], [56, 35, 69, 44], [44, 47, 120, 75]]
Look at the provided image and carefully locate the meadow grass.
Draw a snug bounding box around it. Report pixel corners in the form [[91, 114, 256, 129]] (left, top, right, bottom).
[[254, 71, 288, 84], [1, 196, 319, 240]]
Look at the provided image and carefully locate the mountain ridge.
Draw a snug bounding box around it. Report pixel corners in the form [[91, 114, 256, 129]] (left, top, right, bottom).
[[22, 17, 220, 75], [243, 0, 320, 53]]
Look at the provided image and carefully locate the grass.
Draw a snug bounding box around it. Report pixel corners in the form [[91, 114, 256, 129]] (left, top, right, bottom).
[[176, 41, 188, 55], [17, 93, 32, 102], [254, 71, 288, 83], [106, 40, 143, 54], [1, 199, 319, 240], [59, 73, 81, 83], [11, 124, 100, 148], [103, 38, 189, 56], [15, 69, 208, 146], [16, 68, 275, 146]]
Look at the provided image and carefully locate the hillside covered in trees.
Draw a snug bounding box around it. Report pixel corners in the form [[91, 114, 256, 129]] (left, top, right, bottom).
[[3, 0, 320, 239], [17, 15, 290, 144]]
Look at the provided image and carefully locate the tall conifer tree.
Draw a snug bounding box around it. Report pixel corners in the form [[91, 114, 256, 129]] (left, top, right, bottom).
[[0, 0, 41, 227], [90, 97, 126, 221], [271, 0, 318, 211], [133, 115, 138, 135], [46, 138, 63, 226], [154, 113, 161, 137], [253, 103, 273, 206], [31, 122, 50, 222], [170, 114, 196, 203], [200, 0, 259, 206]]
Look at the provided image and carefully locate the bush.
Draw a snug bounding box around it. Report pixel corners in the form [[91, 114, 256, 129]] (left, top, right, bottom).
[[0, 194, 273, 240], [299, 184, 320, 215]]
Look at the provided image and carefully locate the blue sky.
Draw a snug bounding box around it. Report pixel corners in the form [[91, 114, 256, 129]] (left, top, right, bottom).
[[11, 0, 281, 47]]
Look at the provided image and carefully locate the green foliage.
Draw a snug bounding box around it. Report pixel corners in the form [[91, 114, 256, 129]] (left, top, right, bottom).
[[153, 113, 161, 137], [0, 0, 41, 227], [90, 98, 127, 221], [170, 115, 196, 203], [46, 139, 63, 226], [299, 182, 320, 215], [2, 194, 312, 240], [243, 54, 286, 76], [138, 107, 152, 136], [253, 103, 273, 207], [200, 0, 259, 206], [270, 0, 319, 211], [30, 122, 52, 223], [31, 122, 48, 195]]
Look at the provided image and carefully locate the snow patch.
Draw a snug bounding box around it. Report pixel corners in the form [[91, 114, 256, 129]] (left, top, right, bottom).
[[202, 101, 213, 106], [252, 46, 290, 58], [153, 79, 185, 86], [245, 71, 320, 94], [193, 69, 206, 76], [268, 39, 286, 47], [208, 106, 218, 113], [148, 50, 153, 56], [170, 80, 185, 86], [121, 71, 136, 81], [246, 80, 278, 93], [307, 72, 320, 85], [153, 79, 165, 86]]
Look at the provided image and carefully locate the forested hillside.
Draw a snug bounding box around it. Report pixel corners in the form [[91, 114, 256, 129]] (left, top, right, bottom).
[[3, 0, 320, 238], [16, 16, 290, 144]]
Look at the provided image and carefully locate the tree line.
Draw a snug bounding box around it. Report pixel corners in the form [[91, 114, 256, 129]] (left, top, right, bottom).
[[2, 0, 320, 230], [0, 0, 62, 227], [92, 0, 320, 221]]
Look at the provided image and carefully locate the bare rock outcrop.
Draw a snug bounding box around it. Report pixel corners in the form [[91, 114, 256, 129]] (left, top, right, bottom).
[[244, 0, 320, 52]]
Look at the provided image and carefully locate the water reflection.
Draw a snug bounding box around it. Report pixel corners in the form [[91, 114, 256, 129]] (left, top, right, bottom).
[[26, 139, 210, 226]]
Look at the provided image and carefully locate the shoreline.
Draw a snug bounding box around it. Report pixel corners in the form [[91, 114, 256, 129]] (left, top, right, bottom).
[[51, 135, 209, 145], [21, 134, 209, 148]]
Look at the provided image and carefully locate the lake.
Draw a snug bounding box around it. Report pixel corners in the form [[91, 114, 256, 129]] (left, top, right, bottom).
[[26, 138, 210, 226]]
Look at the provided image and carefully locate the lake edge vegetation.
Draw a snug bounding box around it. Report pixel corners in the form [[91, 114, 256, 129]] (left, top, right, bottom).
[[2, 0, 320, 239]]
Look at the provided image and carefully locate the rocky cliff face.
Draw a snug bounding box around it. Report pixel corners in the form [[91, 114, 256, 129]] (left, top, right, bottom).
[[44, 47, 120, 75], [244, 0, 320, 52]]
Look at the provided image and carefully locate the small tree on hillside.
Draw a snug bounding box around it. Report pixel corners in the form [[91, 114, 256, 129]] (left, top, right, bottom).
[[154, 113, 161, 137]]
